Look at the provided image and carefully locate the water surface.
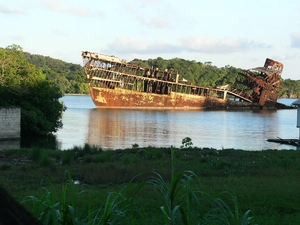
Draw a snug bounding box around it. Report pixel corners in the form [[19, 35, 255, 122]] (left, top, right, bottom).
[[54, 96, 299, 150]]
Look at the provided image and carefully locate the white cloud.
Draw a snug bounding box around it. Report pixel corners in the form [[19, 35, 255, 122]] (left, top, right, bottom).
[[179, 36, 271, 54], [0, 5, 25, 14], [290, 32, 300, 48], [124, 1, 175, 29], [283, 51, 300, 60], [10, 35, 25, 41], [136, 14, 172, 29], [50, 28, 70, 36], [106, 37, 178, 54], [40, 0, 90, 16], [105, 36, 271, 55]]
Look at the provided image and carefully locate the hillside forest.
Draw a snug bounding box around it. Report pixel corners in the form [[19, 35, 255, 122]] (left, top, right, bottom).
[[24, 52, 300, 98]]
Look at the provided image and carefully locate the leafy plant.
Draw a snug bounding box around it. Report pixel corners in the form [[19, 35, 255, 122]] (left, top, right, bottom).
[[21, 171, 81, 224], [0, 163, 11, 171], [148, 147, 254, 225], [181, 137, 193, 149], [21, 170, 144, 225], [132, 143, 139, 149]]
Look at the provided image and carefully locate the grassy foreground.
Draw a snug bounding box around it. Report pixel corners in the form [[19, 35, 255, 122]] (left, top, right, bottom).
[[1, 145, 300, 224]]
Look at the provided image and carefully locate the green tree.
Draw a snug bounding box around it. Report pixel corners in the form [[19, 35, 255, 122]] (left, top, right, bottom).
[[281, 79, 300, 98], [0, 44, 64, 136], [24, 52, 88, 94], [0, 45, 45, 94]]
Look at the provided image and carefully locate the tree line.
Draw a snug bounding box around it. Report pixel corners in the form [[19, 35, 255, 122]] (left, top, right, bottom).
[[24, 52, 89, 94], [131, 57, 300, 98], [25, 52, 300, 98]]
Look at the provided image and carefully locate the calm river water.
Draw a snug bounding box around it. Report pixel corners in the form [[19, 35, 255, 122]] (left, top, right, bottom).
[[52, 95, 299, 151]]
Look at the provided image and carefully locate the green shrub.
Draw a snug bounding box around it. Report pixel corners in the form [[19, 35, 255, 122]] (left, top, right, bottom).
[[85, 156, 92, 163], [62, 151, 74, 165], [92, 151, 113, 163], [1, 163, 11, 171], [181, 137, 193, 148], [83, 143, 92, 154], [29, 148, 42, 161], [39, 155, 53, 167], [121, 154, 132, 165]]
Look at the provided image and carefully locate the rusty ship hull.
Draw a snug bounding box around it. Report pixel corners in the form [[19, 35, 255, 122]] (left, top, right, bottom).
[[82, 51, 294, 110], [89, 86, 228, 110]]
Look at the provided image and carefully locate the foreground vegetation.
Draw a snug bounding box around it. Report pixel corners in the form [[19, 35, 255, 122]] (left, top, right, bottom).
[[1, 145, 300, 224]]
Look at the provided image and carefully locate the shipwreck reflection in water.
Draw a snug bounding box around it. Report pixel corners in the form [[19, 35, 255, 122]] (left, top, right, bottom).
[[87, 108, 173, 149], [84, 107, 298, 150]]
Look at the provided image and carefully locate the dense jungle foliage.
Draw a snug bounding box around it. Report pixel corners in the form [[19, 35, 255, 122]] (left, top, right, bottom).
[[0, 45, 64, 136], [24, 52, 89, 94], [25, 52, 300, 97]]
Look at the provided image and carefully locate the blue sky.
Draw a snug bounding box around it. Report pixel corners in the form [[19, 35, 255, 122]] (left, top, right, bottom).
[[1, 0, 300, 80]]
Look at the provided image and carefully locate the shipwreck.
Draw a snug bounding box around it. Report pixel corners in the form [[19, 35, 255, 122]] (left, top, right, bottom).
[[82, 51, 293, 110]]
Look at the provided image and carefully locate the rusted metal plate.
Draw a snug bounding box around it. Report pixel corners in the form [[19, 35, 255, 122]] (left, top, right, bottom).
[[90, 86, 228, 109]]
